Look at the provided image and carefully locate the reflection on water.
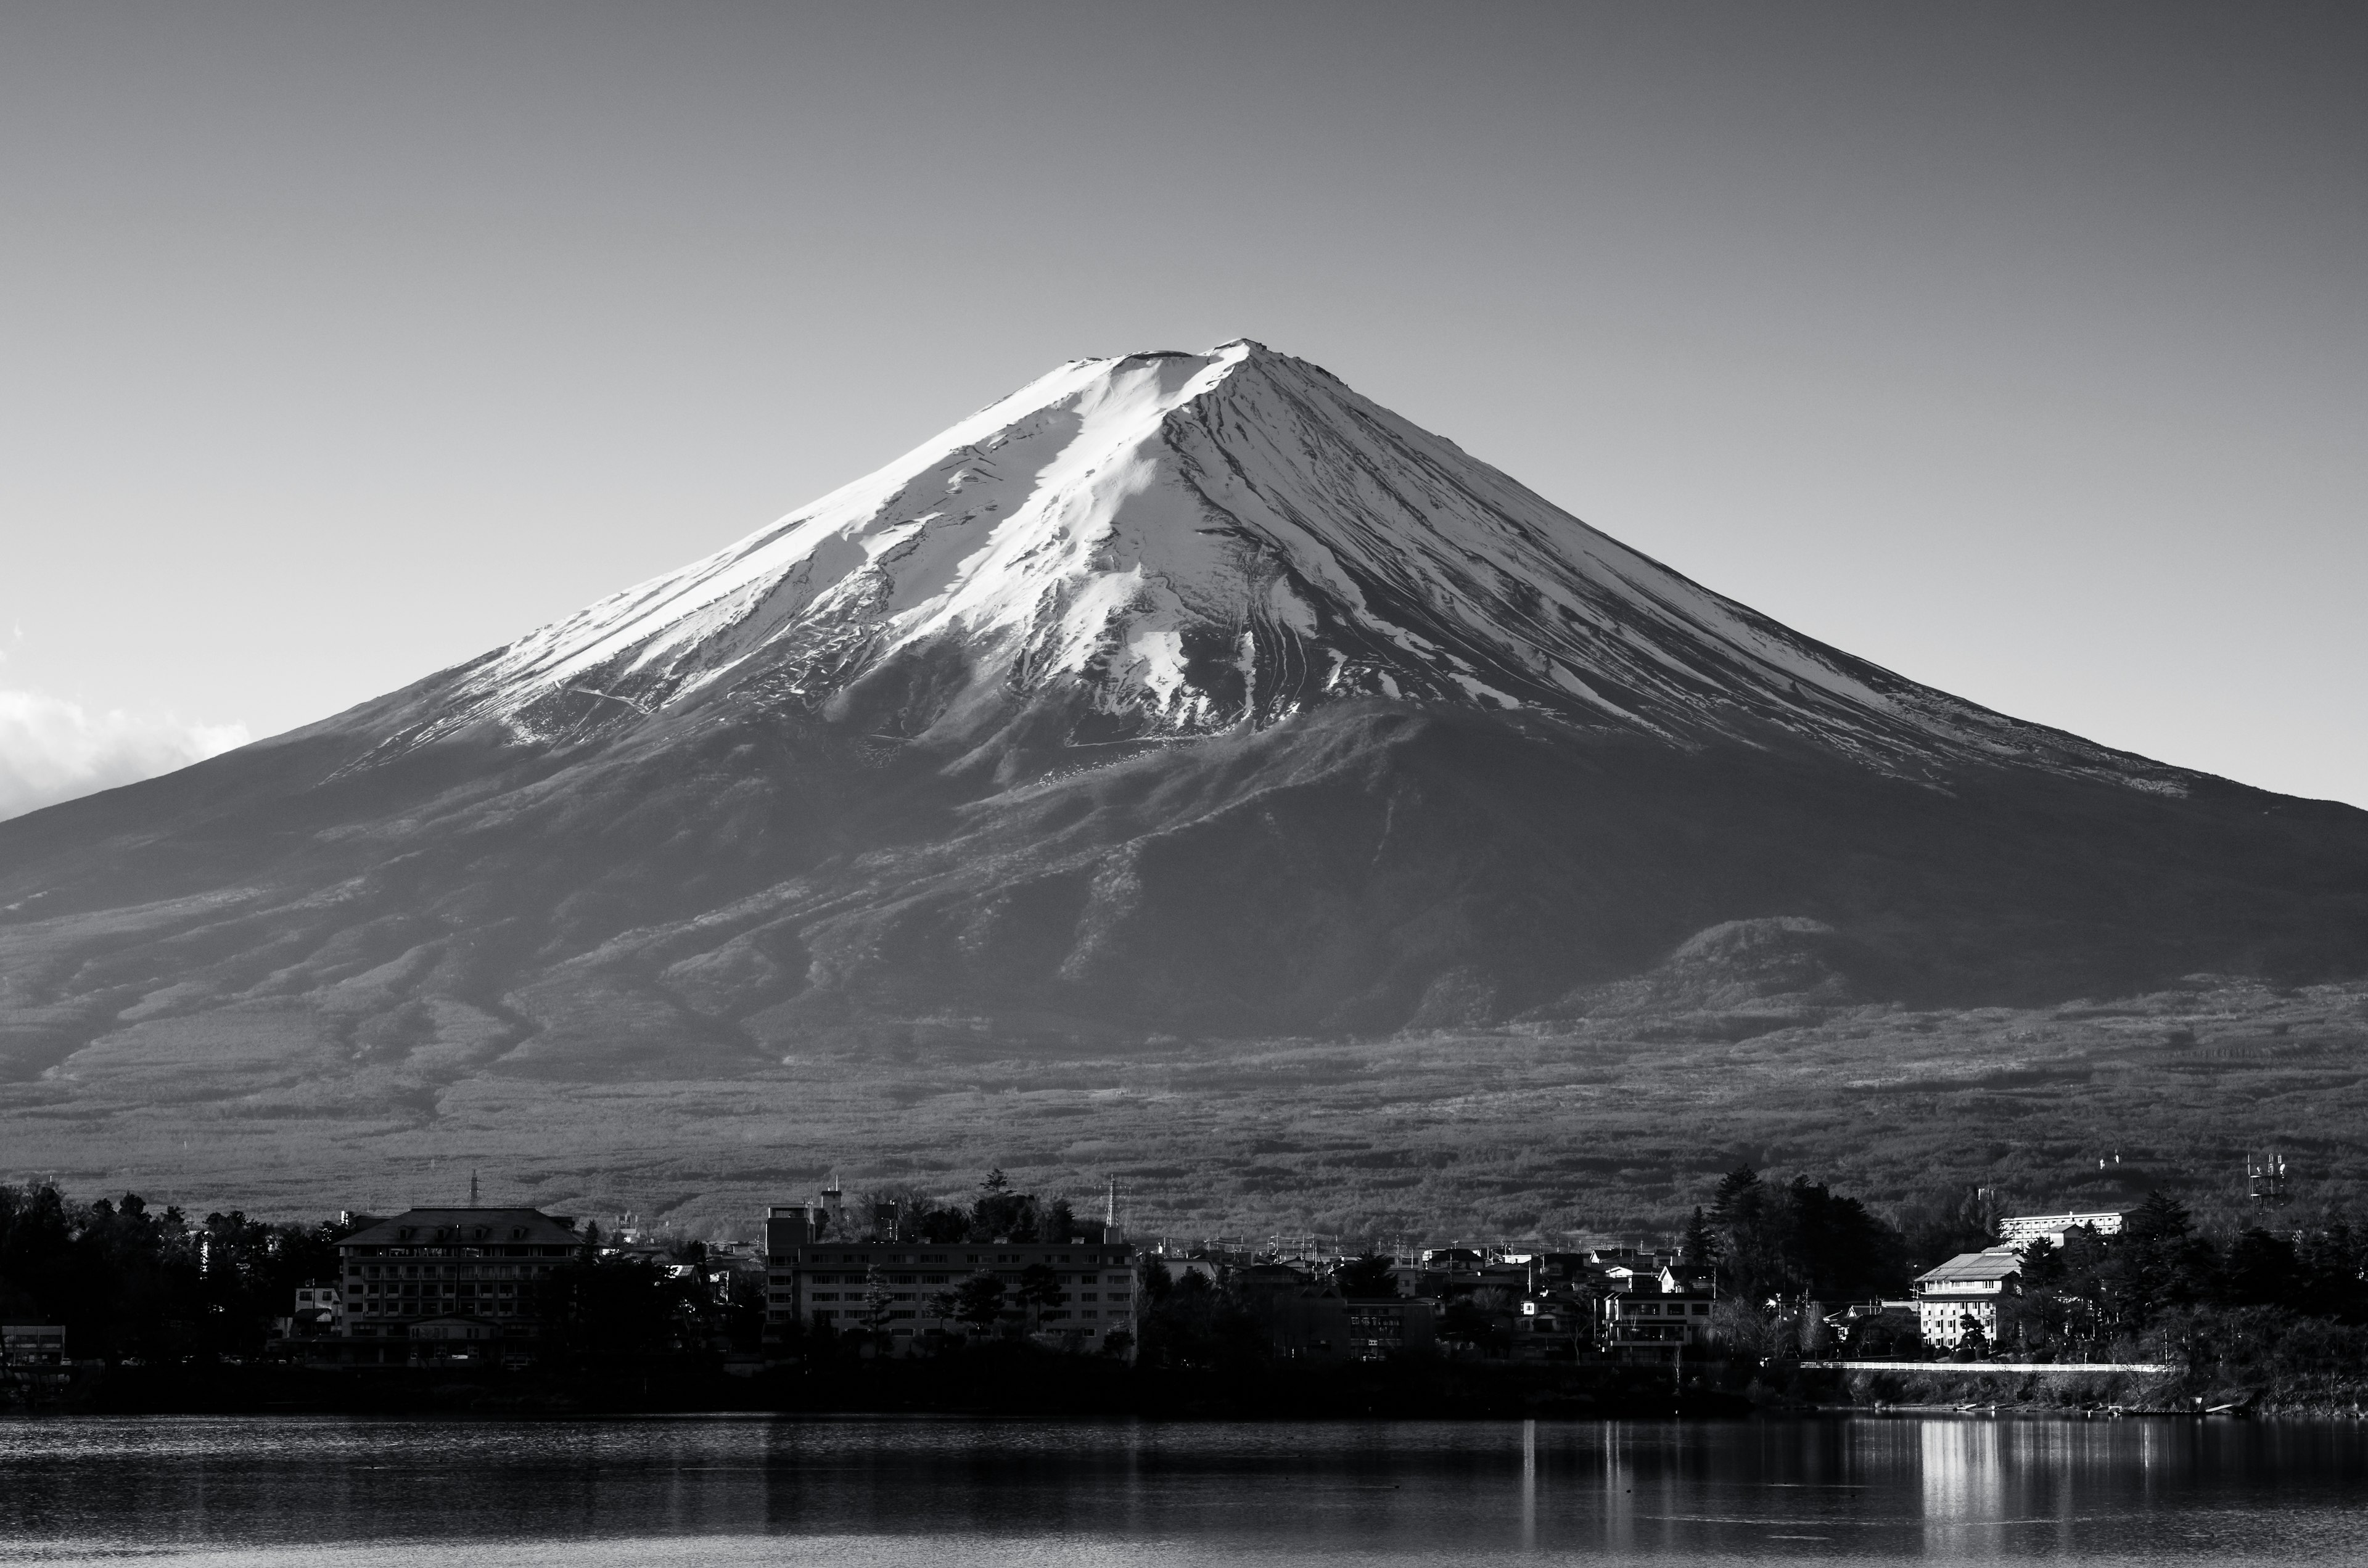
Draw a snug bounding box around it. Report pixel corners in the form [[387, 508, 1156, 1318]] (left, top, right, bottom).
[[1920, 1417, 2005, 1552], [0, 1413, 2362, 1566]]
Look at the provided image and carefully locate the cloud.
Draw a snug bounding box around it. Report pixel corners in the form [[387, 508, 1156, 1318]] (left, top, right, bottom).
[[0, 690, 250, 823]]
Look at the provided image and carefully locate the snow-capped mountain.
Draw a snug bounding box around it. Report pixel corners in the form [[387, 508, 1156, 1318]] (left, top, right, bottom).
[[3, 342, 2364, 1101], [377, 341, 2178, 790]]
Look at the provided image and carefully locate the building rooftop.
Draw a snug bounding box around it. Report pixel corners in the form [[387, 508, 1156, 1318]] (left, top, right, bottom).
[[1914, 1246, 2023, 1287], [340, 1207, 580, 1249]]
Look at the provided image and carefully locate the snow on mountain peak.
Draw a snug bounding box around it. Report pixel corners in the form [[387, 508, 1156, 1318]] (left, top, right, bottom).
[[383, 340, 2182, 790]]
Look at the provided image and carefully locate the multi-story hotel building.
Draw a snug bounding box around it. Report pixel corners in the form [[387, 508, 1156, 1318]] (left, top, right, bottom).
[[764, 1205, 1137, 1355], [1912, 1245, 2023, 1348], [336, 1207, 582, 1356]]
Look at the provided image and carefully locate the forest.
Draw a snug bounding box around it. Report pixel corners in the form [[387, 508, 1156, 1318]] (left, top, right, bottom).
[[1627, 1166, 2368, 1401], [0, 1185, 756, 1366]]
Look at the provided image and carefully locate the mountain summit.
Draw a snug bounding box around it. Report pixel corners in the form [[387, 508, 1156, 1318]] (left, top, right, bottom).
[[376, 340, 2174, 790], [3, 343, 2365, 1087]]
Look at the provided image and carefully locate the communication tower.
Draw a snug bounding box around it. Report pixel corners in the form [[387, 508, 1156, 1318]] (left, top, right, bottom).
[[2247, 1152, 2290, 1207]]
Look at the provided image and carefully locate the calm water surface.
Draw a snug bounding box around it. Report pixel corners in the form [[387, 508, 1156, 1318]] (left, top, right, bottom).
[[1, 1414, 2363, 1566]]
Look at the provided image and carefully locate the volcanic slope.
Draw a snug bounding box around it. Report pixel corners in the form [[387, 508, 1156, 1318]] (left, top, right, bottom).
[[2, 340, 2366, 1104]]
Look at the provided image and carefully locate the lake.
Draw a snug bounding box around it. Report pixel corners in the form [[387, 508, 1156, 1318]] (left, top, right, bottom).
[[1, 1414, 2364, 1565]]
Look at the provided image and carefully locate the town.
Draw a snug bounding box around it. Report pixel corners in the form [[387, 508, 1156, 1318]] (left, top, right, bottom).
[[5, 1165, 2367, 1415]]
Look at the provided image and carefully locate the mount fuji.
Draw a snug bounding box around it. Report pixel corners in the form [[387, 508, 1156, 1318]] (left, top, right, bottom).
[[4, 340, 2366, 1102], [353, 341, 2185, 784]]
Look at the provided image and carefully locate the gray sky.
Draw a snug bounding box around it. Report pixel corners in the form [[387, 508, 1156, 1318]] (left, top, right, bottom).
[[2, 0, 2362, 818]]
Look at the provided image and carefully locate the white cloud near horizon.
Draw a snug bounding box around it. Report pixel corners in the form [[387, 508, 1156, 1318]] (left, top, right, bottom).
[[0, 689, 250, 823]]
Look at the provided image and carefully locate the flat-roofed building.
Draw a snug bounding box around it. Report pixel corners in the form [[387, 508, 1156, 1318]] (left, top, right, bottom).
[[762, 1211, 1137, 1357], [1272, 1290, 1436, 1362], [1999, 1212, 2124, 1249], [1344, 1297, 1434, 1360], [1913, 1246, 2023, 1348], [1, 1324, 66, 1366], [0, 1324, 69, 1394]]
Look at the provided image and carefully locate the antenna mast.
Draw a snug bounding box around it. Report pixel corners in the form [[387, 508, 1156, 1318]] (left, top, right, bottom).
[[2248, 1151, 2290, 1207]]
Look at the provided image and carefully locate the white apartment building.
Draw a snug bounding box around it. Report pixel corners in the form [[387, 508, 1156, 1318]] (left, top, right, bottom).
[[1998, 1211, 2124, 1249]]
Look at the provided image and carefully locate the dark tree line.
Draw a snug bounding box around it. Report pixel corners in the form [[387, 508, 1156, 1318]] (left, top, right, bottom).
[[537, 1248, 764, 1361], [852, 1170, 1087, 1246], [0, 1184, 350, 1361], [1689, 1166, 2368, 1366], [1699, 1166, 1914, 1305], [2006, 1191, 2368, 1352], [1133, 1263, 1268, 1373], [0, 1182, 772, 1366]]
